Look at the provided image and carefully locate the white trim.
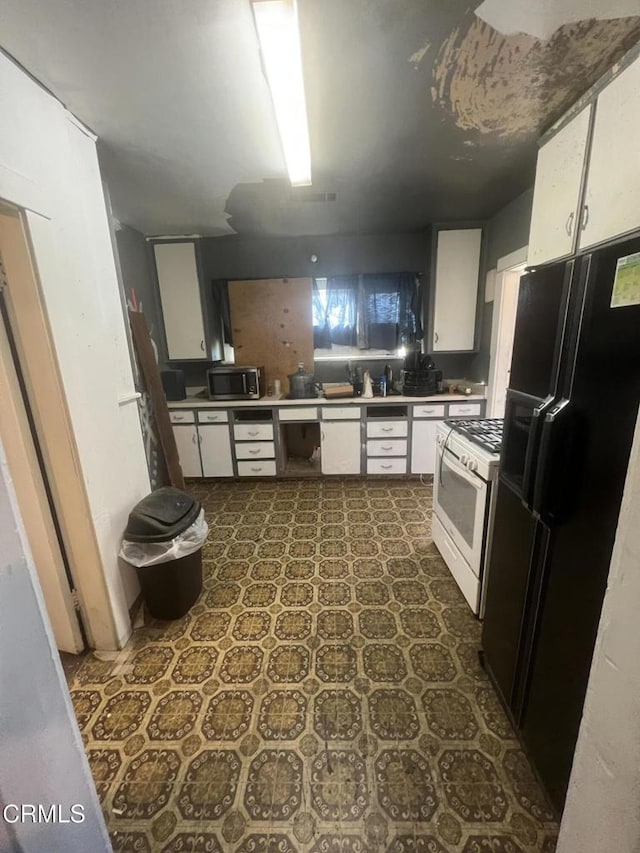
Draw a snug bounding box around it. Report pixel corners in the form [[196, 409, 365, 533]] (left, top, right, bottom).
[[118, 391, 142, 405], [496, 245, 528, 272], [64, 110, 97, 141], [486, 245, 528, 418]]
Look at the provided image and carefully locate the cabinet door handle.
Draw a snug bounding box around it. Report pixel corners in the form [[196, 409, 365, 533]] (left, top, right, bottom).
[[565, 210, 574, 236], [434, 331, 439, 344], [248, 449, 261, 455], [191, 434, 197, 444], [200, 340, 205, 351], [198, 434, 202, 443], [581, 204, 589, 231]]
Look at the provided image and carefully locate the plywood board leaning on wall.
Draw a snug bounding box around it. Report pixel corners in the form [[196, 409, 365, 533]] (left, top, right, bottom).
[[229, 278, 314, 393]]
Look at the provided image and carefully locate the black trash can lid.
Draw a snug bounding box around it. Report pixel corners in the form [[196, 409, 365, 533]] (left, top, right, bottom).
[[124, 487, 202, 543]]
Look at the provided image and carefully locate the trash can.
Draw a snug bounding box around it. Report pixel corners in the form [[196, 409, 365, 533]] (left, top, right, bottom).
[[119, 487, 208, 620]]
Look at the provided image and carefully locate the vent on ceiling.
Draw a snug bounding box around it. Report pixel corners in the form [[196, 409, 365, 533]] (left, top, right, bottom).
[[290, 190, 337, 203]]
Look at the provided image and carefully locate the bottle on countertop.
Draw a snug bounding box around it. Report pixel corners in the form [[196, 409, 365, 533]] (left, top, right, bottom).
[[362, 370, 373, 399], [379, 375, 387, 397]]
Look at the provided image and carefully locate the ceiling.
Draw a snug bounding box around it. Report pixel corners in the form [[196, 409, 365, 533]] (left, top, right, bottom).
[[1, 0, 639, 237]]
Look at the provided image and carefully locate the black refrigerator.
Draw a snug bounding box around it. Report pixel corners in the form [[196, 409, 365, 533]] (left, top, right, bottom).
[[481, 233, 640, 813]]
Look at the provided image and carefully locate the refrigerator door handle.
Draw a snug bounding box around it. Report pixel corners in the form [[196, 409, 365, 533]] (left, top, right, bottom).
[[521, 396, 555, 511], [532, 399, 573, 521]]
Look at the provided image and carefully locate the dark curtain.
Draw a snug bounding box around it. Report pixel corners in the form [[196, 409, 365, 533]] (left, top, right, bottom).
[[313, 275, 358, 348], [313, 272, 422, 351], [361, 273, 423, 350]]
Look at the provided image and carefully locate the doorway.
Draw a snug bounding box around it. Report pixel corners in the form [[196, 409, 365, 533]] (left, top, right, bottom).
[[486, 247, 528, 419], [0, 204, 97, 653]]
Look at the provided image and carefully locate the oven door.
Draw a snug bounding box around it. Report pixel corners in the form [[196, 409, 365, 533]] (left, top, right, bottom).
[[433, 447, 488, 575]]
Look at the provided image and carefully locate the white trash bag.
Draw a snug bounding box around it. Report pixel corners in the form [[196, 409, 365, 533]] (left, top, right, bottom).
[[120, 509, 208, 568]]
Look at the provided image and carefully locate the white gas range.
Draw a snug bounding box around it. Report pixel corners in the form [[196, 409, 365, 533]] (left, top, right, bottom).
[[432, 419, 502, 617]]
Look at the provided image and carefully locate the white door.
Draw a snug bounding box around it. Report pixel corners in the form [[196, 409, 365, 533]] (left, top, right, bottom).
[[154, 242, 206, 360], [199, 424, 234, 477], [411, 420, 444, 474], [432, 228, 482, 351], [580, 56, 640, 250], [528, 105, 591, 266], [0, 308, 83, 653], [321, 421, 361, 474], [173, 424, 202, 477]]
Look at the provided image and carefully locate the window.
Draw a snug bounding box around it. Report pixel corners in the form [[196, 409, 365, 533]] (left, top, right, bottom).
[[313, 273, 422, 358]]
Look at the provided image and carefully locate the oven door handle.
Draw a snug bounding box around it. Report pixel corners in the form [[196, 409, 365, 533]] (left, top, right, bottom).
[[440, 450, 483, 491]]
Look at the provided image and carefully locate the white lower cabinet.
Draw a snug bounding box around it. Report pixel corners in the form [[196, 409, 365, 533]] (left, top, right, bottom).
[[411, 420, 444, 474], [173, 424, 203, 478], [198, 424, 233, 477], [321, 421, 361, 475]]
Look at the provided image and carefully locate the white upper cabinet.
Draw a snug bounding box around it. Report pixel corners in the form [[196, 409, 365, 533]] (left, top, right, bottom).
[[154, 241, 207, 360], [527, 105, 591, 266], [579, 56, 640, 250], [431, 228, 482, 352]]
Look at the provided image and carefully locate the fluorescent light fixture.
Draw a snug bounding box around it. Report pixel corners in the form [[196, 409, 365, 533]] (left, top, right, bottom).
[[252, 0, 312, 186]]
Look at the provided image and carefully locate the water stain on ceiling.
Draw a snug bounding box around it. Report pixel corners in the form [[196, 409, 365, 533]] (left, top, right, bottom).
[[431, 16, 640, 141]]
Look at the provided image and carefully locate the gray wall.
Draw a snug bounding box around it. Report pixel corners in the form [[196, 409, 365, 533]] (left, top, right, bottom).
[[0, 442, 110, 853], [198, 231, 476, 385], [470, 188, 534, 382], [115, 225, 165, 361]]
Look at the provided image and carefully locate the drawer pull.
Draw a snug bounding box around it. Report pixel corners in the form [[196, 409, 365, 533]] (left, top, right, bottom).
[[381, 426, 393, 432], [381, 445, 393, 451], [381, 464, 392, 469], [206, 415, 219, 420], [248, 429, 259, 436], [251, 466, 262, 473], [173, 415, 184, 421], [248, 449, 261, 455]]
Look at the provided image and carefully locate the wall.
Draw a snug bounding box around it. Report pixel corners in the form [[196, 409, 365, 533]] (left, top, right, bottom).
[[0, 440, 110, 853], [469, 187, 534, 382], [164, 231, 475, 385], [0, 52, 150, 648], [557, 406, 640, 853], [114, 224, 169, 488]]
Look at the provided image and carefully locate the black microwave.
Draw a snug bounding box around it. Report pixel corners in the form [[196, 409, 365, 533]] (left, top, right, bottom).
[[207, 366, 264, 400]]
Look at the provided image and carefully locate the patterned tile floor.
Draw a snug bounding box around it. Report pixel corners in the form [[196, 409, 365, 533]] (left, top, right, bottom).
[[68, 479, 559, 853]]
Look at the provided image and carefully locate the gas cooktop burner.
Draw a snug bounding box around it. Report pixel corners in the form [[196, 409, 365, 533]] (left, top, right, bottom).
[[445, 418, 504, 454]]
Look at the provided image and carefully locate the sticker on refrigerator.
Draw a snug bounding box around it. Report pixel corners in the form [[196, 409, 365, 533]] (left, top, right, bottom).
[[611, 251, 640, 308]]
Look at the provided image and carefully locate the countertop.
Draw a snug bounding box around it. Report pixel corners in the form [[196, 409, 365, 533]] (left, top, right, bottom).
[[167, 392, 485, 409]]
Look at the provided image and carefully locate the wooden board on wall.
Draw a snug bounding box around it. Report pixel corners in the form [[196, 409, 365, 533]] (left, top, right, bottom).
[[229, 278, 314, 393]]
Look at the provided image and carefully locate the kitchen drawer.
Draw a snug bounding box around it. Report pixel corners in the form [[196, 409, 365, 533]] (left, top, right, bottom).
[[234, 423, 274, 441], [235, 441, 276, 460], [169, 410, 195, 424], [413, 403, 446, 419], [237, 460, 277, 477], [448, 402, 482, 417], [367, 457, 407, 475], [367, 439, 407, 457], [198, 409, 229, 424], [366, 421, 408, 438], [321, 406, 360, 420], [279, 407, 318, 422]]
